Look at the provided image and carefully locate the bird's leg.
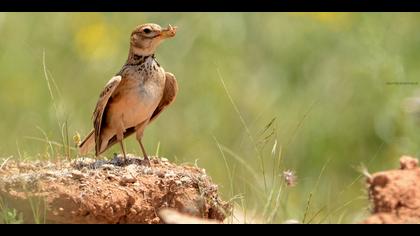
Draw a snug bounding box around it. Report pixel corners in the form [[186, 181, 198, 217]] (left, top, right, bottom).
[[116, 122, 127, 163], [137, 139, 151, 167], [119, 141, 127, 162], [138, 139, 150, 165], [135, 122, 151, 166]]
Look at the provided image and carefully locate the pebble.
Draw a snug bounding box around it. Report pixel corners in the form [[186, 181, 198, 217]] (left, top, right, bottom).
[[126, 164, 138, 175], [71, 170, 85, 180], [143, 167, 153, 175], [101, 164, 115, 170], [132, 182, 142, 191], [159, 172, 167, 178], [180, 176, 191, 183], [119, 175, 136, 185]]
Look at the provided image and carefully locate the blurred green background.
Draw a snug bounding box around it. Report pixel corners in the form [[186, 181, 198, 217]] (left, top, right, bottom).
[[1, 12, 420, 223]]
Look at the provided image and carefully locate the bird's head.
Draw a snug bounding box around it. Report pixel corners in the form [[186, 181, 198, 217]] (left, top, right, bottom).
[[130, 23, 177, 56]]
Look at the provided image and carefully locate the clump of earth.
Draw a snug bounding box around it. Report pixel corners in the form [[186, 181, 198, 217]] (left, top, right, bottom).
[[0, 155, 231, 224], [363, 156, 420, 224]]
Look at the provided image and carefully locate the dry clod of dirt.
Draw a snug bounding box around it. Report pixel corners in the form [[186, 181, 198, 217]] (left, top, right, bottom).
[[0, 155, 231, 224], [363, 155, 420, 224]]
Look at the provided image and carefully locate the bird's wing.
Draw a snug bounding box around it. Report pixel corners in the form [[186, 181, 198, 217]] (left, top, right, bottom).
[[92, 75, 122, 156], [149, 72, 178, 123]]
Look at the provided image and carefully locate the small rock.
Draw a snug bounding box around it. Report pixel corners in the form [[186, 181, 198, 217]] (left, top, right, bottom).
[[156, 171, 165, 178], [101, 164, 115, 170], [143, 167, 153, 175], [71, 170, 85, 180], [126, 164, 138, 175], [119, 175, 136, 185], [180, 176, 191, 183], [161, 158, 169, 162]]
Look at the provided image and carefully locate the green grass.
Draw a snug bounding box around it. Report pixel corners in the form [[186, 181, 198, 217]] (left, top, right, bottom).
[[0, 197, 23, 224], [0, 208, 23, 224]]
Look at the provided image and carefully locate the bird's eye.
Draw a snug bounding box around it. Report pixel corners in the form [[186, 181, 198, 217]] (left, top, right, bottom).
[[143, 28, 152, 34]]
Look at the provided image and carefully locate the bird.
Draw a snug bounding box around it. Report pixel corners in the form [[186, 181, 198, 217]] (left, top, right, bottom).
[[78, 23, 178, 166]]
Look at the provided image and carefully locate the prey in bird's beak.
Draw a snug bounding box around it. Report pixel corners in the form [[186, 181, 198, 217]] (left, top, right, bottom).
[[160, 24, 177, 38]]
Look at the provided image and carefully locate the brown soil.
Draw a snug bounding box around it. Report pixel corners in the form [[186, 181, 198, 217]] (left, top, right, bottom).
[[0, 155, 231, 224], [363, 156, 420, 224]]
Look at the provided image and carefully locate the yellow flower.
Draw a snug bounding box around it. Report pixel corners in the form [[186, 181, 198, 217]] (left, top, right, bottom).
[[73, 13, 118, 60], [289, 12, 352, 29]]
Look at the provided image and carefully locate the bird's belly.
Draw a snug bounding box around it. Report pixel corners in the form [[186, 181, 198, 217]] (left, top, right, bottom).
[[106, 83, 163, 130]]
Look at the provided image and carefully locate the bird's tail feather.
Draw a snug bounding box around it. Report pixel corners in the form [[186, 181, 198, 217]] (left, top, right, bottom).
[[78, 130, 95, 155]]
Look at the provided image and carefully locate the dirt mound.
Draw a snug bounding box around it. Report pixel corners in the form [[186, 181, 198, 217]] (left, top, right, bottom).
[[363, 156, 420, 224], [0, 155, 230, 224]]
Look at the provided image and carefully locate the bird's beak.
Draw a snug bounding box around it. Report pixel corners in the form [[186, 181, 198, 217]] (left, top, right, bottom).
[[160, 24, 177, 39]]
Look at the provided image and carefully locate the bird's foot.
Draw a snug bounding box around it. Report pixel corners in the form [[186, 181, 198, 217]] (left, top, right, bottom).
[[143, 155, 152, 167]]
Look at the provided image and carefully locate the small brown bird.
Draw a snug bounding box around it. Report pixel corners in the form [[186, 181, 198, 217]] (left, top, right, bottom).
[[78, 23, 178, 166]]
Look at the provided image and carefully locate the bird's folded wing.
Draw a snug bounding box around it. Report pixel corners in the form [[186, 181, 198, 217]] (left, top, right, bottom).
[[92, 75, 122, 155], [149, 72, 178, 123]]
